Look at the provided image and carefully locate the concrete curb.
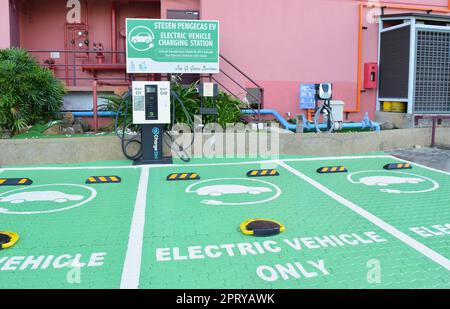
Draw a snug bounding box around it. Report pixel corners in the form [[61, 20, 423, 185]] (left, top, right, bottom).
[[0, 128, 449, 166]]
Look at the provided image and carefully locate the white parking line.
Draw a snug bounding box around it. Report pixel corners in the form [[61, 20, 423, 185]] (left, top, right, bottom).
[[3, 153, 447, 286], [0, 155, 392, 171], [278, 160, 450, 271], [120, 166, 149, 289]]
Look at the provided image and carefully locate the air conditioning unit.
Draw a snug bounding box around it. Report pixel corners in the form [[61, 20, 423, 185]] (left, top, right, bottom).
[[378, 13, 450, 116]]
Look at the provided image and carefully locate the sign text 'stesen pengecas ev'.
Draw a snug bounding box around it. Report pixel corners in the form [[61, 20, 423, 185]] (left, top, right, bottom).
[[126, 19, 219, 74]]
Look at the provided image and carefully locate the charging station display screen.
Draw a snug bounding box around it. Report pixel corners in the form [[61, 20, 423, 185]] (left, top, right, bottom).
[[145, 85, 158, 120]]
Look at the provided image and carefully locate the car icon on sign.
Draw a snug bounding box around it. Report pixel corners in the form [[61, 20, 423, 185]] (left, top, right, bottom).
[[132, 32, 153, 44], [0, 191, 84, 204], [195, 185, 272, 197]]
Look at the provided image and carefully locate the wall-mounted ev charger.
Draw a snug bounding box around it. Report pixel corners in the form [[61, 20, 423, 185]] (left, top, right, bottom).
[[317, 83, 332, 100]]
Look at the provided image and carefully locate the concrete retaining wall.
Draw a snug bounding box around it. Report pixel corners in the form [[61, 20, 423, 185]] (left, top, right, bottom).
[[375, 112, 450, 129], [436, 128, 450, 148], [0, 136, 139, 166], [0, 128, 449, 166], [280, 128, 434, 156]]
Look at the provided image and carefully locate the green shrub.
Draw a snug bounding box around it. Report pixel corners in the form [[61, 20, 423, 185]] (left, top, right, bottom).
[[100, 91, 136, 132], [0, 48, 66, 133], [170, 79, 243, 127], [170, 80, 199, 125]]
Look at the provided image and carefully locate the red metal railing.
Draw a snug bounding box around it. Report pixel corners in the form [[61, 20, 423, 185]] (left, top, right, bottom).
[[28, 49, 265, 131], [27, 49, 131, 86]]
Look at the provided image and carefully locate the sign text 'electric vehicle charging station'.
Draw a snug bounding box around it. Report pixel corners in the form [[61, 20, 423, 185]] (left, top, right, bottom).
[[126, 19, 219, 74], [124, 19, 220, 165]]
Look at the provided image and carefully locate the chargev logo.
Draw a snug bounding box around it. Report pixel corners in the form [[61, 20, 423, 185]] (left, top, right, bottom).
[[366, 0, 382, 24], [153, 128, 160, 159]]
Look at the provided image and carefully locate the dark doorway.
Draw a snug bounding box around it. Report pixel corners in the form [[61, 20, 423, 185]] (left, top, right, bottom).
[[167, 10, 200, 20]]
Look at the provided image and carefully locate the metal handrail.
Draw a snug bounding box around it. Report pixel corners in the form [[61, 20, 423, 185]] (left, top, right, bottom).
[[210, 76, 241, 101], [219, 69, 261, 104], [28, 49, 264, 121], [217, 54, 263, 124], [220, 54, 263, 89], [217, 54, 263, 122], [28, 49, 130, 86], [210, 76, 260, 123]]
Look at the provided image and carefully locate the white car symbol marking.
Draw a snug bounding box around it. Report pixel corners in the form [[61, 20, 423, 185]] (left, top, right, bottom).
[[359, 176, 425, 187], [195, 185, 272, 197], [0, 191, 84, 204]]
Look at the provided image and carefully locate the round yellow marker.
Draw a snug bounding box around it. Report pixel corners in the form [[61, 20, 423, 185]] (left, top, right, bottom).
[[240, 219, 285, 237], [0, 231, 19, 249]]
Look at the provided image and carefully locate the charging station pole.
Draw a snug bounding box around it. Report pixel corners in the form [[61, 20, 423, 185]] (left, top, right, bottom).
[[125, 19, 220, 165], [134, 124, 172, 165]]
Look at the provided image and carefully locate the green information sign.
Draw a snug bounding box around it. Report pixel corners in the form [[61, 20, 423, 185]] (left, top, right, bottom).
[[126, 19, 219, 74]]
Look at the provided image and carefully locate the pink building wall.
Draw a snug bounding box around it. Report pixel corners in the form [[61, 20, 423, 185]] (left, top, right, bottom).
[[17, 0, 161, 83], [161, 0, 200, 18], [2, 0, 450, 122], [201, 0, 450, 121], [18, 0, 199, 54], [0, 0, 11, 48]]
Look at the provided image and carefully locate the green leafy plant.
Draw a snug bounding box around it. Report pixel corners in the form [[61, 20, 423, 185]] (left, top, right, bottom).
[[170, 78, 243, 127], [102, 79, 244, 130], [0, 48, 66, 133], [170, 80, 200, 125], [99, 91, 136, 131], [202, 92, 242, 127]]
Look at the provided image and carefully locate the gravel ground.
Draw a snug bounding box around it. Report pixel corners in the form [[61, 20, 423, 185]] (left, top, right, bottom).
[[389, 147, 450, 172]]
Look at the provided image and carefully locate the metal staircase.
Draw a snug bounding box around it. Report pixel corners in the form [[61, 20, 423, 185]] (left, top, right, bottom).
[[205, 54, 264, 123]]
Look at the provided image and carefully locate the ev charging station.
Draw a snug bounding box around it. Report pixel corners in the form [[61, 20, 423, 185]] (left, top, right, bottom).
[[132, 81, 172, 165], [125, 18, 219, 165]]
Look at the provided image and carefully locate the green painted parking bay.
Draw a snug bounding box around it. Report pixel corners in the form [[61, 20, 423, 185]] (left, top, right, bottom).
[[139, 158, 449, 288], [0, 167, 141, 288], [0, 154, 449, 288], [286, 158, 450, 259]]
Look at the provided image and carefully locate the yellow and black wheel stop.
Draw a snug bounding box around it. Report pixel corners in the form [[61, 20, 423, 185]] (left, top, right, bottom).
[[247, 169, 279, 177], [383, 163, 412, 170], [86, 176, 121, 184], [317, 166, 348, 174], [167, 173, 200, 181], [240, 219, 285, 237], [0, 178, 33, 186], [0, 231, 19, 249]]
